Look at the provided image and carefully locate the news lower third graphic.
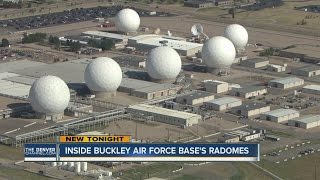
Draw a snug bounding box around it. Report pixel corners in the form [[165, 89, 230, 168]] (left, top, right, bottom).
[[24, 135, 260, 162]]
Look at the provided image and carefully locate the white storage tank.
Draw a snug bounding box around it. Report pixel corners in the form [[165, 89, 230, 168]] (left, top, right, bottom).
[[68, 162, 74, 168], [51, 162, 57, 167], [62, 162, 68, 166], [75, 162, 81, 173], [81, 162, 88, 172]]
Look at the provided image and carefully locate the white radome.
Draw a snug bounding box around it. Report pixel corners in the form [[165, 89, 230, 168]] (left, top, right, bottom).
[[84, 57, 122, 92], [201, 36, 236, 69], [224, 24, 248, 50], [115, 8, 140, 33], [146, 46, 182, 80], [29, 75, 70, 114]]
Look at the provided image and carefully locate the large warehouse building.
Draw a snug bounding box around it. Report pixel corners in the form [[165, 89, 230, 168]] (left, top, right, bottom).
[[119, 78, 182, 100], [278, 46, 320, 64], [127, 104, 201, 127], [229, 86, 267, 99], [230, 102, 270, 117], [176, 90, 214, 105], [302, 85, 320, 95], [288, 115, 320, 129], [128, 34, 203, 56], [291, 65, 320, 77], [82, 31, 131, 44], [204, 80, 229, 93], [260, 109, 300, 123], [204, 97, 242, 111], [268, 77, 304, 89]]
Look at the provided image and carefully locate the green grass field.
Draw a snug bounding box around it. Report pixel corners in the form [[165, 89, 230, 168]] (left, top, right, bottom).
[[0, 166, 55, 180], [115, 163, 182, 180], [231, 162, 274, 180], [196, 0, 320, 29], [259, 153, 320, 180]]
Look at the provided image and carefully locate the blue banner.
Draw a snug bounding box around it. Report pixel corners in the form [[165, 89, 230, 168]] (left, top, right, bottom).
[[25, 143, 259, 162]]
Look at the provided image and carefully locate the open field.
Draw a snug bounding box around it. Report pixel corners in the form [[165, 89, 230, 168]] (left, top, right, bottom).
[[258, 152, 320, 180], [114, 162, 182, 180], [0, 166, 55, 180], [197, 1, 320, 28]]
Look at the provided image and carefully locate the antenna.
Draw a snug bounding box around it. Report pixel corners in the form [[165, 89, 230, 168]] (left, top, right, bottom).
[[191, 24, 209, 40]]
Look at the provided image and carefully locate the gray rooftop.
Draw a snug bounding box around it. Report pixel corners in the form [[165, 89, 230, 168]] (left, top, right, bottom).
[[0, 60, 45, 73], [128, 104, 202, 120], [120, 78, 180, 93], [245, 58, 269, 63], [232, 102, 269, 111], [262, 108, 299, 117], [269, 76, 304, 84], [206, 96, 241, 105], [177, 90, 214, 100], [290, 115, 320, 124], [292, 65, 320, 72], [231, 86, 266, 93], [303, 84, 320, 91]]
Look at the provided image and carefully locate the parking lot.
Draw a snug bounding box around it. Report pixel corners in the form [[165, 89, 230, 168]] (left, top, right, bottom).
[[0, 5, 172, 31], [262, 141, 320, 164]]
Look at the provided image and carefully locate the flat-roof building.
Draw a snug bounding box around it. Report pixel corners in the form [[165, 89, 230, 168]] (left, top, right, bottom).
[[260, 109, 300, 123], [203, 97, 242, 111], [302, 85, 320, 95], [229, 86, 267, 99], [218, 135, 240, 143], [204, 80, 229, 93], [119, 78, 182, 100], [266, 64, 286, 72], [240, 58, 269, 68], [268, 77, 304, 89], [230, 102, 270, 117], [82, 31, 131, 44], [291, 65, 320, 77], [279, 46, 320, 64], [176, 90, 214, 105], [184, 0, 213, 8], [128, 34, 203, 56], [288, 115, 320, 129], [127, 104, 201, 127]]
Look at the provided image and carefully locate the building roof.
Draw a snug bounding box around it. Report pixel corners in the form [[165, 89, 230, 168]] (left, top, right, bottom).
[[129, 34, 203, 51], [231, 86, 266, 93], [280, 46, 320, 58], [128, 104, 202, 120], [206, 96, 241, 105], [177, 90, 214, 100], [203, 80, 228, 85], [82, 31, 131, 40], [245, 58, 269, 63], [303, 84, 320, 91], [262, 108, 299, 117], [232, 102, 269, 111], [292, 65, 320, 72], [120, 78, 180, 93], [0, 79, 30, 98], [269, 76, 304, 84], [290, 115, 320, 124]]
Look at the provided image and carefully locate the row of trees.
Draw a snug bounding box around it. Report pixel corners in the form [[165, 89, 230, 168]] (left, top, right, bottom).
[[22, 33, 47, 43], [88, 38, 114, 51]]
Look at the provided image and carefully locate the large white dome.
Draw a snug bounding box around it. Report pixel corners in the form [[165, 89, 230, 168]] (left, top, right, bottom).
[[115, 8, 140, 33], [29, 75, 70, 114], [146, 46, 182, 80], [224, 24, 248, 50], [201, 36, 236, 69], [84, 57, 122, 92]]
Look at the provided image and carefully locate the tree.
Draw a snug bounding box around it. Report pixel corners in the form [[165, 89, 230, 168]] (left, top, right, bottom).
[[228, 8, 236, 19], [100, 39, 114, 50], [1, 38, 9, 47]]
